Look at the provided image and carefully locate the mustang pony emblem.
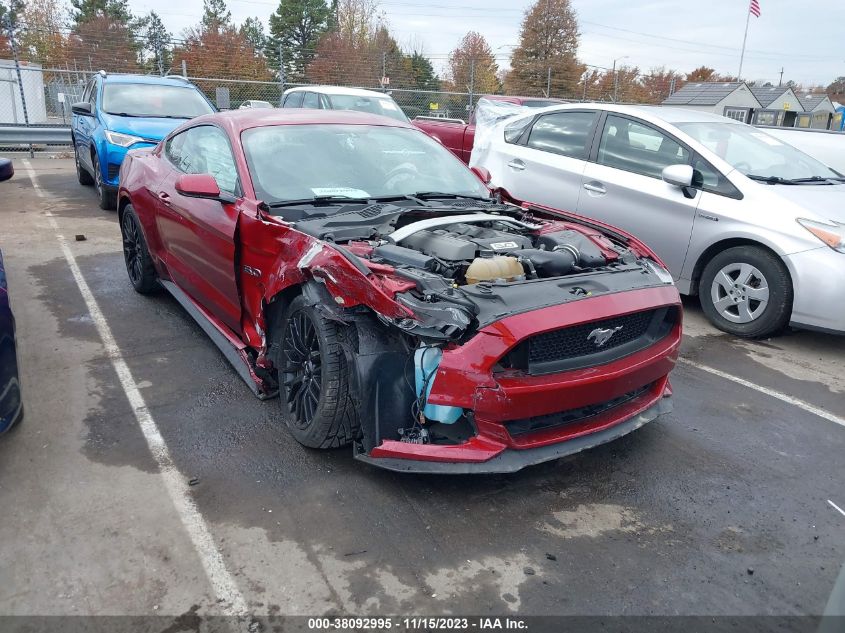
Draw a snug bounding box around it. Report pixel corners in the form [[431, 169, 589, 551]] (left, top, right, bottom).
[[587, 326, 623, 347]]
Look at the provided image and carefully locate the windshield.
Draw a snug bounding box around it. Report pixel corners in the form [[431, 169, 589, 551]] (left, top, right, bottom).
[[676, 122, 840, 180], [102, 83, 214, 118], [242, 124, 490, 204], [326, 94, 410, 123]]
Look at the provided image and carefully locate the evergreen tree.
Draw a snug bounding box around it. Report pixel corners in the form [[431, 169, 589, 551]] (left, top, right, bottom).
[[201, 0, 232, 34], [138, 10, 171, 74], [266, 0, 330, 79]]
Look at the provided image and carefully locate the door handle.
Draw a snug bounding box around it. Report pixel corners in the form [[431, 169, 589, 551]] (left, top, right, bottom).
[[583, 182, 606, 194], [507, 159, 526, 171], [157, 191, 172, 206]]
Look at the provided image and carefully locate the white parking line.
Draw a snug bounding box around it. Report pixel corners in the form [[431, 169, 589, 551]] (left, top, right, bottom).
[[829, 500, 845, 519], [21, 160, 249, 616], [680, 358, 845, 429]]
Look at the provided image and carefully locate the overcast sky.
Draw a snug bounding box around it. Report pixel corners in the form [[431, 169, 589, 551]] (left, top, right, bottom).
[[136, 0, 843, 87]]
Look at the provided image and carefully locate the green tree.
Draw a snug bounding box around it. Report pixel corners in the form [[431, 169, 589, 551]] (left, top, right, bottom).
[[201, 0, 232, 34], [406, 51, 439, 91], [240, 16, 266, 54], [70, 0, 132, 25], [138, 10, 171, 74], [506, 0, 581, 98], [267, 0, 330, 80]]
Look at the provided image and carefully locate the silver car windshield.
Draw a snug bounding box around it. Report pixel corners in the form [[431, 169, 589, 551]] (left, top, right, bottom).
[[326, 95, 410, 123], [676, 122, 840, 180], [242, 124, 490, 204]]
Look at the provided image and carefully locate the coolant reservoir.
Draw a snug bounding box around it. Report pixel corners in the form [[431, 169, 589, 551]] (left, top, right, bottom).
[[465, 256, 524, 284]]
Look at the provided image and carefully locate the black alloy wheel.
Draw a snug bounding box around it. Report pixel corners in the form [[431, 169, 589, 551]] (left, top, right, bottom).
[[281, 309, 323, 428]]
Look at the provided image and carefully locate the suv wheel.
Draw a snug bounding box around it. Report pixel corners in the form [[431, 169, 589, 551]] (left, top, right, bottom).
[[75, 144, 94, 186], [93, 153, 116, 210], [699, 245, 792, 338]]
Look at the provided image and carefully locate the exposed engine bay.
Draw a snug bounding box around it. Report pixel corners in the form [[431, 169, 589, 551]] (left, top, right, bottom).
[[291, 200, 674, 343]]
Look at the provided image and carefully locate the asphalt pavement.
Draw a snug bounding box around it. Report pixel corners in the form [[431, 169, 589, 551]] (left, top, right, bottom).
[[0, 158, 843, 622]]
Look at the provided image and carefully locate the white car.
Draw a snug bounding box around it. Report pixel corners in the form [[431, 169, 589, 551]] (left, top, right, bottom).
[[239, 100, 274, 109], [472, 103, 845, 337], [281, 85, 409, 123]]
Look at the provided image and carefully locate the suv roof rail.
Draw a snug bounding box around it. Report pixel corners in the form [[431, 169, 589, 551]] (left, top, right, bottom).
[[98, 69, 107, 77], [163, 73, 191, 83]]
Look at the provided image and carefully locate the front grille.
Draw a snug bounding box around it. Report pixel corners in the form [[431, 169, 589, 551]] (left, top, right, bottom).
[[505, 383, 653, 437], [107, 163, 121, 181], [499, 307, 677, 375]]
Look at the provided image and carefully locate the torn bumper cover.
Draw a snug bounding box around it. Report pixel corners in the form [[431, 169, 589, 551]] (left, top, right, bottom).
[[354, 285, 681, 474]]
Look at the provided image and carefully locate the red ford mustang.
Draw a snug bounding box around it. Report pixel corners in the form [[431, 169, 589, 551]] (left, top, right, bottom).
[[117, 109, 681, 473]]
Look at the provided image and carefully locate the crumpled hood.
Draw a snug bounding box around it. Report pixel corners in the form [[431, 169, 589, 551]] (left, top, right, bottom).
[[100, 113, 184, 142], [768, 183, 845, 224]]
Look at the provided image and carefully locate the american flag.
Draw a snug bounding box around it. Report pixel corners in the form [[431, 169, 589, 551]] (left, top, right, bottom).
[[749, 0, 761, 17]]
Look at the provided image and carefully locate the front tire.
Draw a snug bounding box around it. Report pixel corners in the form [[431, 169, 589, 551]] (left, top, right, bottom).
[[93, 153, 116, 210], [120, 205, 158, 294], [699, 246, 792, 338], [274, 295, 359, 449]]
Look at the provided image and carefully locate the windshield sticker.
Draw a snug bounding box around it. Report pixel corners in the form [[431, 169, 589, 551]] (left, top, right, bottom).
[[311, 187, 371, 198], [750, 132, 784, 146], [380, 101, 399, 111]]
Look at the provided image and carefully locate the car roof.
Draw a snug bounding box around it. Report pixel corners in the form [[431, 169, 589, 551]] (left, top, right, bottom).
[[188, 107, 415, 134], [101, 73, 198, 87], [284, 85, 394, 99], [525, 102, 743, 125], [481, 95, 566, 105]]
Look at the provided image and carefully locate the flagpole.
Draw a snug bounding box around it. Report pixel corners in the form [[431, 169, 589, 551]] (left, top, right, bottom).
[[738, 3, 752, 79]]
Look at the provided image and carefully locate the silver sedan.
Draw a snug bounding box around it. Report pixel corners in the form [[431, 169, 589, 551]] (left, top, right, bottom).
[[473, 104, 845, 337]]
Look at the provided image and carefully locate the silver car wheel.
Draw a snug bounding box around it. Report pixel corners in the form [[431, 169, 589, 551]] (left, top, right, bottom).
[[710, 263, 770, 324]]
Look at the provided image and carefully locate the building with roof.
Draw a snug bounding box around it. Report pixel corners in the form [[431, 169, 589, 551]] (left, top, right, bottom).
[[749, 85, 803, 127], [661, 82, 762, 123], [795, 94, 836, 128]]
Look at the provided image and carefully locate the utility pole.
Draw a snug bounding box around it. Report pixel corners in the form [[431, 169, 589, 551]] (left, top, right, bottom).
[[468, 59, 476, 111], [182, 59, 187, 78], [612, 56, 628, 103], [279, 44, 286, 95], [778, 67, 784, 87], [545, 67, 551, 98], [4, 15, 33, 157], [381, 51, 387, 91]]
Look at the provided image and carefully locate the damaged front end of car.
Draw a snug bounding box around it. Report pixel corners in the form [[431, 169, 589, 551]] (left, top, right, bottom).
[[240, 198, 682, 473]]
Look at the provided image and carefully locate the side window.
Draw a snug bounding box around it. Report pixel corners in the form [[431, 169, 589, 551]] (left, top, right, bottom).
[[164, 131, 188, 170], [597, 115, 690, 179], [504, 116, 532, 144], [692, 156, 741, 199], [283, 92, 304, 108], [525, 111, 598, 159], [175, 126, 239, 196], [302, 92, 319, 109], [81, 79, 94, 104]]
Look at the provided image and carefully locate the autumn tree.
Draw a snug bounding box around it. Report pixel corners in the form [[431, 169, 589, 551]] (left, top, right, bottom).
[[0, 0, 25, 59], [18, 0, 68, 66], [685, 66, 716, 83], [266, 0, 330, 80], [447, 31, 499, 95], [640, 66, 684, 104], [67, 0, 140, 73], [307, 0, 382, 85], [506, 0, 581, 97]]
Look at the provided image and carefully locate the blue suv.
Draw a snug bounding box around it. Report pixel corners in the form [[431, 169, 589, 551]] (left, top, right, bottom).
[[71, 73, 215, 210]]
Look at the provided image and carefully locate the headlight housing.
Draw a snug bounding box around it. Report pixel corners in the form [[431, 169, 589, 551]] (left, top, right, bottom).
[[104, 130, 144, 148], [797, 218, 845, 253]]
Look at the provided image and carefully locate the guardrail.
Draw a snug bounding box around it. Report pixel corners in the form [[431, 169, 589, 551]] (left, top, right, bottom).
[[0, 125, 72, 145]]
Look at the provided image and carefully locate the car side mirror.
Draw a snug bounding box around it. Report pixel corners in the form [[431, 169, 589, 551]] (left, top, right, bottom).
[[661, 164, 694, 188], [71, 102, 93, 116], [471, 166, 492, 185], [175, 173, 235, 203]]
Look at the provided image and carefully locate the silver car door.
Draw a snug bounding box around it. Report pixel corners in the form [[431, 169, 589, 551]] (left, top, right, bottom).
[[577, 113, 700, 277], [496, 110, 599, 213]]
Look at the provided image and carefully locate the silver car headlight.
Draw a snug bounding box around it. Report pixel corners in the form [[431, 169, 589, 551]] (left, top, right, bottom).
[[104, 130, 145, 148], [797, 218, 845, 253]]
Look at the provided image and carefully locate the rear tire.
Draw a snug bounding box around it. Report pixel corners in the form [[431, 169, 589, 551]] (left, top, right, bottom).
[[120, 204, 158, 294], [75, 144, 94, 186], [699, 245, 792, 338], [274, 295, 359, 449], [93, 153, 115, 210]]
